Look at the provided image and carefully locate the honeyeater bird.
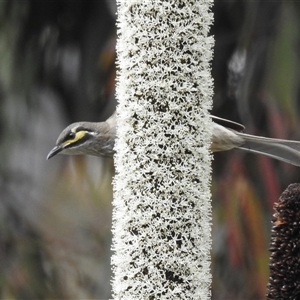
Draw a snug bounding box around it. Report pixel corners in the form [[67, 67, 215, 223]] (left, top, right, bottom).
[[47, 113, 300, 166]]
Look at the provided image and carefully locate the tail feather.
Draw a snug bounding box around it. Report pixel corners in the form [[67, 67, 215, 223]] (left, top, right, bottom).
[[236, 132, 300, 167]]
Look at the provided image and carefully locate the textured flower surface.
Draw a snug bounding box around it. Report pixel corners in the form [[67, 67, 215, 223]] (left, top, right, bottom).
[[267, 183, 300, 299], [112, 0, 214, 299]]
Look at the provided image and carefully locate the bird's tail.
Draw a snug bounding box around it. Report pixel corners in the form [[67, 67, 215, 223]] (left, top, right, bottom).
[[236, 132, 300, 167]]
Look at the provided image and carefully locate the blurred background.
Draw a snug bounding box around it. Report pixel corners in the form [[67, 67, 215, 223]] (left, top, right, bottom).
[[0, 0, 299, 299]]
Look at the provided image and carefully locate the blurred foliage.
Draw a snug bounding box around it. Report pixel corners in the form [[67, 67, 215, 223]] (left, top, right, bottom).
[[212, 1, 300, 299], [0, 1, 116, 299], [1, 0, 300, 299]]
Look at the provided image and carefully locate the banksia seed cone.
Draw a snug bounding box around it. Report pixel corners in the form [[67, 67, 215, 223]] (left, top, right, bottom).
[[267, 183, 300, 299]]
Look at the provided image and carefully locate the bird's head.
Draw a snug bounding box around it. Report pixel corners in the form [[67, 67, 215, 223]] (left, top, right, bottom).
[[47, 121, 114, 159]]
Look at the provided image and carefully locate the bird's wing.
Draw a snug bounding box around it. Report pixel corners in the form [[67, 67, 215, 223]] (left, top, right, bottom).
[[212, 116, 245, 132]]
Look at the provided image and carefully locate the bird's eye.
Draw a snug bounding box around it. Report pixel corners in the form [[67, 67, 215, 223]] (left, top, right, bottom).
[[67, 132, 76, 140]]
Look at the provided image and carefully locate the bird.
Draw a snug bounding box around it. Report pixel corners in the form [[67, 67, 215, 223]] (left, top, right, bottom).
[[47, 112, 116, 160], [47, 113, 300, 166]]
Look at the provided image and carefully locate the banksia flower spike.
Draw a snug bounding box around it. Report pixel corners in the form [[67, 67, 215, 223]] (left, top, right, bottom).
[[267, 183, 300, 299]]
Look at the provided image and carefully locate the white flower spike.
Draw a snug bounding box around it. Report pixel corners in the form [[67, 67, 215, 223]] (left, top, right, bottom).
[[113, 1, 214, 299]]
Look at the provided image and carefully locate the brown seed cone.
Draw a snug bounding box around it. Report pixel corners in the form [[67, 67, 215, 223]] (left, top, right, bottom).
[[266, 183, 300, 299]]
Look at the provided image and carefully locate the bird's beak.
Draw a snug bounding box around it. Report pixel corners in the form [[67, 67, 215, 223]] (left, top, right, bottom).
[[47, 145, 63, 160]]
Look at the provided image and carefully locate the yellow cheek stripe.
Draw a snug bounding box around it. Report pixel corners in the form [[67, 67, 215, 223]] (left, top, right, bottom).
[[64, 131, 87, 146]]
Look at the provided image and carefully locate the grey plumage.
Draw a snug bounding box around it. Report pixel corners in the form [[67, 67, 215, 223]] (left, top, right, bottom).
[[236, 132, 300, 166], [47, 113, 300, 167], [47, 116, 115, 159], [212, 116, 300, 167]]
